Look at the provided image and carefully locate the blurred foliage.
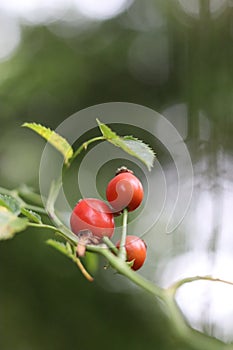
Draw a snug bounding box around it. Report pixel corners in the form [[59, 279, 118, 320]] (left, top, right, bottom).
[[1, 0, 233, 349]]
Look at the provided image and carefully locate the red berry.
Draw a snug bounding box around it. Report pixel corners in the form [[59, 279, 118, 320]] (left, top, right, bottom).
[[116, 235, 147, 270], [106, 170, 143, 213], [70, 198, 114, 239]]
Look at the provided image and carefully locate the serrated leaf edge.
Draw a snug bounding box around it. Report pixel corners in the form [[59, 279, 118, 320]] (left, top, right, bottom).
[[21, 207, 42, 224], [96, 120, 155, 170], [22, 122, 73, 165]]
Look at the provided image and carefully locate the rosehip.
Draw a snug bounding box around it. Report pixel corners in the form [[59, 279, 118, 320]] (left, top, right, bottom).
[[70, 198, 114, 240], [106, 168, 143, 213], [116, 235, 147, 270]]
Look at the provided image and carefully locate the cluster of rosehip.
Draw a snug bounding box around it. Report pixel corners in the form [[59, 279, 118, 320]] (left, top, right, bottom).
[[70, 167, 147, 270]]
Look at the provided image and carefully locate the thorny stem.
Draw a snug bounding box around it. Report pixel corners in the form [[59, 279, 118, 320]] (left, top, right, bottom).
[[99, 248, 164, 299], [26, 217, 233, 349], [7, 179, 233, 349], [96, 247, 233, 350], [2, 132, 233, 349]]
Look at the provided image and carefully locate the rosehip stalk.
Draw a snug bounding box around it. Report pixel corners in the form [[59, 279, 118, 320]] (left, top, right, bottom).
[[118, 208, 128, 261]]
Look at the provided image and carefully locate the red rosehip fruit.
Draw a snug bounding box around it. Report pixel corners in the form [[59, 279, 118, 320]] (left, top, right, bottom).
[[106, 168, 143, 213], [116, 235, 147, 271], [70, 198, 114, 239]]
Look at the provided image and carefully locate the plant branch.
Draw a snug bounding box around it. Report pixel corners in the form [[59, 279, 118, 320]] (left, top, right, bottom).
[[162, 292, 228, 350], [90, 246, 233, 350], [13, 119, 233, 350], [7, 183, 233, 350], [99, 247, 164, 299], [168, 275, 233, 298], [27, 216, 233, 350]]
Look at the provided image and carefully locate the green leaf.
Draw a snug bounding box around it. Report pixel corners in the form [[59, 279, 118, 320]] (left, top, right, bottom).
[[0, 194, 21, 215], [122, 136, 155, 171], [21, 207, 42, 224], [97, 119, 155, 171], [0, 207, 28, 240], [22, 123, 74, 165], [96, 119, 118, 140], [46, 239, 74, 260]]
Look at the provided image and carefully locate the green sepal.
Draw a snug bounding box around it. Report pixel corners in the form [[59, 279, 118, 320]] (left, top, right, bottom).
[[46, 239, 74, 260]]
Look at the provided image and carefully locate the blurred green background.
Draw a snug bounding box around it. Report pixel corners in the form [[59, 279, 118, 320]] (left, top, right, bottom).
[[1, 1, 233, 349]]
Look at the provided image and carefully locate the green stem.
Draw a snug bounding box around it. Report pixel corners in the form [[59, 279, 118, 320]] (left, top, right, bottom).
[[118, 208, 128, 260], [102, 236, 118, 254], [17, 185, 44, 206], [24, 204, 47, 214], [72, 136, 105, 160], [0, 186, 19, 196], [28, 222, 61, 232], [46, 177, 79, 244], [0, 186, 46, 214], [162, 292, 227, 350], [96, 247, 230, 350], [99, 247, 164, 299], [168, 275, 233, 298], [24, 181, 233, 350], [75, 257, 94, 282], [28, 222, 77, 245]]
